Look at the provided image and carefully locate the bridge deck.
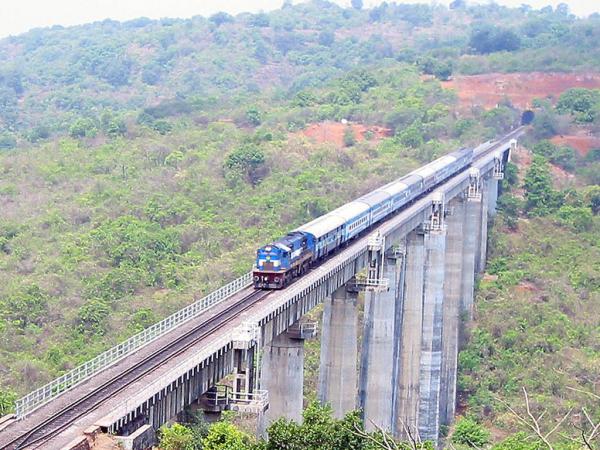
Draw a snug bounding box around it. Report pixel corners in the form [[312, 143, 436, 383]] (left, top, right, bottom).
[[0, 129, 523, 449]]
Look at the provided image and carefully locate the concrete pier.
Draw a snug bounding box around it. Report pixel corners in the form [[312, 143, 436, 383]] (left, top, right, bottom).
[[488, 178, 499, 217], [360, 254, 402, 431], [478, 179, 490, 273], [462, 198, 479, 319], [418, 229, 446, 442], [261, 332, 304, 423], [318, 285, 358, 418], [439, 199, 465, 426], [395, 232, 425, 438]]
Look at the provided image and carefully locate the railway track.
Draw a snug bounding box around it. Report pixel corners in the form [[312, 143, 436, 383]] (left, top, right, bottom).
[[3, 288, 270, 450], [2, 127, 526, 450]]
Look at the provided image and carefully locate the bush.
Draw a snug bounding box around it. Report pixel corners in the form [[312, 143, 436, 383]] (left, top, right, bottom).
[[224, 143, 266, 186], [492, 432, 545, 450], [69, 118, 97, 138], [451, 417, 491, 447], [0, 389, 16, 415], [202, 421, 250, 450], [555, 205, 593, 231], [469, 24, 521, 54], [0, 132, 17, 149], [531, 140, 577, 171], [556, 88, 600, 123], [160, 423, 197, 450], [343, 126, 356, 147], [523, 155, 563, 216]]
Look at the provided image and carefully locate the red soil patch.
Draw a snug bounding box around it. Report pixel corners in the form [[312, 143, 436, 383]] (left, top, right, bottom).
[[550, 134, 600, 157], [515, 281, 540, 294], [442, 72, 600, 110], [301, 121, 391, 147]]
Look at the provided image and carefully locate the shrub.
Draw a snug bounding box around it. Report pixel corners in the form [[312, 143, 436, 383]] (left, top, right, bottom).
[[69, 118, 97, 138], [451, 417, 491, 447], [523, 155, 563, 216], [0, 389, 16, 415], [555, 205, 593, 231], [160, 423, 196, 450], [0, 132, 16, 149], [343, 126, 356, 147]]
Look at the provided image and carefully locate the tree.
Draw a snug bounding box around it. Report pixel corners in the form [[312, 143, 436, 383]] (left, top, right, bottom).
[[245, 107, 262, 126], [209, 12, 234, 27], [69, 118, 98, 138], [498, 194, 522, 230], [351, 0, 363, 10], [556, 205, 593, 232], [318, 30, 335, 47], [249, 13, 270, 27], [583, 186, 600, 214], [343, 126, 356, 147], [3, 284, 48, 329], [0, 132, 17, 150], [469, 25, 522, 54], [202, 421, 251, 450], [77, 299, 110, 334], [531, 141, 577, 172], [224, 143, 266, 186], [159, 423, 196, 450], [556, 88, 600, 123], [523, 155, 563, 216], [451, 417, 491, 447], [0, 389, 16, 415]]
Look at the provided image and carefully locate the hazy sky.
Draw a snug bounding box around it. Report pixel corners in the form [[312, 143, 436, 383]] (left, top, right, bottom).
[[1, 0, 598, 39]]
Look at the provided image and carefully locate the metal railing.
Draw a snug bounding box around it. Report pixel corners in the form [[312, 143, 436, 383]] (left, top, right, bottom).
[[15, 272, 253, 419]]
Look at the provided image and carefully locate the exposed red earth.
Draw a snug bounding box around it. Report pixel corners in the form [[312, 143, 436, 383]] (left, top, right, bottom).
[[442, 72, 600, 110], [550, 134, 600, 157], [300, 121, 391, 147]]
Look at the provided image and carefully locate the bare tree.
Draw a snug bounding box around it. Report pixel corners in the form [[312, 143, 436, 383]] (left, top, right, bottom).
[[496, 387, 572, 450]]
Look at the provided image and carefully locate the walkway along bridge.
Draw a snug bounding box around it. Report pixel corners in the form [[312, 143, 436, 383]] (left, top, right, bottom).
[[0, 127, 524, 449]]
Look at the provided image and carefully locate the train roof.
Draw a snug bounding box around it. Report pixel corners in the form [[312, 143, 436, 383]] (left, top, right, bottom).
[[328, 200, 370, 222], [412, 155, 456, 178], [377, 180, 409, 197], [295, 214, 345, 239], [357, 190, 391, 207]]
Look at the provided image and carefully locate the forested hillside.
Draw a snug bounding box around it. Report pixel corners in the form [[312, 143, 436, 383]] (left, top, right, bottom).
[[0, 1, 599, 447]]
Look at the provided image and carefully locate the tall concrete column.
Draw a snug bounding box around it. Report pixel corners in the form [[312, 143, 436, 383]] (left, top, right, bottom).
[[418, 228, 446, 442], [360, 254, 402, 431], [488, 178, 499, 218], [478, 178, 490, 273], [395, 231, 425, 438], [261, 332, 304, 423], [319, 285, 358, 418], [462, 197, 479, 319], [439, 199, 465, 426]]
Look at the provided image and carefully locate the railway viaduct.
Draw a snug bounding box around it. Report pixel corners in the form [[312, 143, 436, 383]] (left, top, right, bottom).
[[0, 128, 523, 449]]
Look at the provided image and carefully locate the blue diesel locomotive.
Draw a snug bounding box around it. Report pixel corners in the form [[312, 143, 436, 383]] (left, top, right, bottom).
[[253, 147, 473, 289]]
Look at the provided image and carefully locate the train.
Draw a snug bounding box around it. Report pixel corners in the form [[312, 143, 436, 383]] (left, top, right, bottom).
[[252, 147, 474, 289]]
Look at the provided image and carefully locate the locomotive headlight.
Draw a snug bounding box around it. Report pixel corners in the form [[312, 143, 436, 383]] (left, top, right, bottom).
[[254, 276, 259, 281], [274, 277, 280, 282]]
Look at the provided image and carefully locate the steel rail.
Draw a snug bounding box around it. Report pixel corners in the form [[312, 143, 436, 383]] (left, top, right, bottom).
[[4, 288, 270, 450], [3, 126, 525, 449]]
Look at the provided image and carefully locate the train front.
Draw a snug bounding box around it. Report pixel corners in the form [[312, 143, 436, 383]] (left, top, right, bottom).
[[253, 244, 288, 289]]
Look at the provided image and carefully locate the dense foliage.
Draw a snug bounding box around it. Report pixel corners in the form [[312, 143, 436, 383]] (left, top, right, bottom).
[[158, 403, 432, 450]]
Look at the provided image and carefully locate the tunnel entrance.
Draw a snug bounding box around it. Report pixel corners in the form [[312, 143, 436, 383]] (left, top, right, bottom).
[[521, 110, 535, 125]]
